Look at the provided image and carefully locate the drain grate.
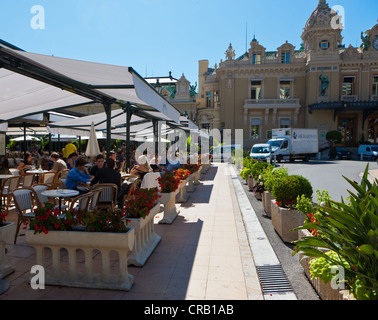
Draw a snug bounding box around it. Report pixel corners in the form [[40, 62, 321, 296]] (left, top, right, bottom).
[[256, 265, 294, 295]]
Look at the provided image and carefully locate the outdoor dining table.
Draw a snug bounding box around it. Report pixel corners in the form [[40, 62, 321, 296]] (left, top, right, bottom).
[[41, 189, 79, 212]]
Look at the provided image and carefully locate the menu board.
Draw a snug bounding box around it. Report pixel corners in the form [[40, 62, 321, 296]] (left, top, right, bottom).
[[0, 133, 5, 156]]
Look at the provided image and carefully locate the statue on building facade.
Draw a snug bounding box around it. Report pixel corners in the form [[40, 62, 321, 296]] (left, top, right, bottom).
[[225, 43, 236, 60], [360, 32, 371, 52], [319, 73, 330, 96], [189, 82, 197, 99]]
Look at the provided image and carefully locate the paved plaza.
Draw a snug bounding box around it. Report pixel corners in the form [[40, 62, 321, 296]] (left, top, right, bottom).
[[1, 163, 377, 301], [0, 163, 264, 300]]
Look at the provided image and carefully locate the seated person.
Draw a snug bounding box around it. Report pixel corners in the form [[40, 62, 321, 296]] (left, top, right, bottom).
[[50, 152, 67, 172], [164, 151, 181, 172], [107, 150, 118, 169], [150, 153, 162, 172], [66, 152, 78, 170], [65, 157, 91, 192], [90, 158, 124, 209], [130, 155, 153, 181], [17, 152, 33, 175], [89, 154, 105, 178]]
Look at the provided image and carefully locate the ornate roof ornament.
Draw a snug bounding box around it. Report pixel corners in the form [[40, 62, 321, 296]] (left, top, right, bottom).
[[225, 43, 236, 61]]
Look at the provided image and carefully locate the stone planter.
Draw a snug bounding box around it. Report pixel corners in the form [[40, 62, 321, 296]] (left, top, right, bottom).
[[247, 175, 255, 191], [126, 204, 161, 267], [201, 163, 210, 174], [176, 179, 189, 203], [193, 167, 202, 185], [271, 200, 305, 243], [158, 191, 179, 224], [25, 228, 135, 291], [254, 190, 262, 201], [187, 173, 196, 193], [262, 191, 274, 218], [0, 223, 16, 279], [298, 230, 355, 300]]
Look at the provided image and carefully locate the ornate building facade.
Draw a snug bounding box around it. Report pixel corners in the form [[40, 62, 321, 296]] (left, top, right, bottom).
[[197, 0, 378, 149]]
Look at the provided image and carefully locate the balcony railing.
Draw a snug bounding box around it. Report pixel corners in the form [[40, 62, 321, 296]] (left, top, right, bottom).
[[371, 95, 378, 102], [244, 98, 300, 106], [341, 95, 359, 102]]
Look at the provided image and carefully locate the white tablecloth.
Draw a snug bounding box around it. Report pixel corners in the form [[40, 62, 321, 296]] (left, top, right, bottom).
[[140, 172, 161, 189]]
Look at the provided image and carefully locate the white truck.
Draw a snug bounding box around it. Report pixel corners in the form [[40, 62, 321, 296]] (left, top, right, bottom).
[[267, 128, 319, 162]]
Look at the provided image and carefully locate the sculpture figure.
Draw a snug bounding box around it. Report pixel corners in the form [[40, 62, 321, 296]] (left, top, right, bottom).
[[360, 32, 371, 52], [319, 73, 330, 96]]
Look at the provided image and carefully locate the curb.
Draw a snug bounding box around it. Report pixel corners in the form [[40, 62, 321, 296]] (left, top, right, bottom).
[[227, 164, 297, 300]]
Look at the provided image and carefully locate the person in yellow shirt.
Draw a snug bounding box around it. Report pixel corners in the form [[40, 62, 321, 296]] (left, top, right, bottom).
[[62, 140, 77, 160]]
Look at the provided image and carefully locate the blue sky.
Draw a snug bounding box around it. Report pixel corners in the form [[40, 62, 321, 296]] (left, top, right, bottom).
[[1, 0, 377, 86]]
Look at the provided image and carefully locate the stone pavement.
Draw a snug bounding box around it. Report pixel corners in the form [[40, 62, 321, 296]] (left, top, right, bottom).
[[0, 163, 266, 300], [368, 169, 378, 183]]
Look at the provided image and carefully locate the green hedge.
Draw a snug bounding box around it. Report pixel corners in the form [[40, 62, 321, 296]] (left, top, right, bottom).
[[272, 175, 313, 208]]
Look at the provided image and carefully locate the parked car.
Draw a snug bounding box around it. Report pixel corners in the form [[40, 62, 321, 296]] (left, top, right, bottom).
[[357, 145, 378, 160], [334, 147, 352, 160]]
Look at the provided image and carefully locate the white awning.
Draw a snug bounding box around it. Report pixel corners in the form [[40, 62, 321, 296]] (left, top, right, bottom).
[[0, 68, 92, 121], [0, 45, 181, 123]]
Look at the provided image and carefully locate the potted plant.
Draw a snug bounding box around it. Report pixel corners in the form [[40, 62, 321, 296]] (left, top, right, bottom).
[[0, 208, 16, 279], [174, 168, 191, 203], [182, 164, 200, 191], [26, 203, 135, 291], [251, 162, 274, 200], [124, 188, 161, 267], [157, 171, 181, 224], [293, 166, 377, 300], [270, 175, 313, 242], [260, 167, 288, 217]]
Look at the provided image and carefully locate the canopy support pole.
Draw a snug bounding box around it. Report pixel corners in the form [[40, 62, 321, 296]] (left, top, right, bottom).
[[103, 103, 112, 154], [125, 105, 132, 172], [153, 120, 158, 157], [23, 122, 27, 158]]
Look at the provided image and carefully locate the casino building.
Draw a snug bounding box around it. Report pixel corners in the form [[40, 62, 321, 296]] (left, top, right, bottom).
[[196, 0, 378, 149]]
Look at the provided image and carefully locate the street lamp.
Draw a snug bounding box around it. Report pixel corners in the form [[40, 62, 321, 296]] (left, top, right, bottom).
[[342, 103, 348, 128]]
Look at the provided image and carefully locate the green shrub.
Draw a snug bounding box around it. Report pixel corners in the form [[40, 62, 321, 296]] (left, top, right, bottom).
[[293, 165, 378, 300], [251, 162, 274, 181], [240, 167, 253, 180], [309, 251, 350, 284], [263, 167, 288, 192], [272, 175, 313, 208], [326, 130, 343, 143]]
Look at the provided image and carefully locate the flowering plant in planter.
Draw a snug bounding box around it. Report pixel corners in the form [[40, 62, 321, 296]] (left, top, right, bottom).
[[124, 188, 159, 219], [182, 164, 200, 174], [174, 168, 191, 181], [0, 209, 8, 227], [157, 171, 180, 193], [28, 202, 130, 234], [296, 190, 332, 237]]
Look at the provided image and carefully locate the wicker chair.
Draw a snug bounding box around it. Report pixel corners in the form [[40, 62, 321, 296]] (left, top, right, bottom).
[[91, 183, 118, 212], [0, 175, 21, 213], [12, 187, 41, 244]]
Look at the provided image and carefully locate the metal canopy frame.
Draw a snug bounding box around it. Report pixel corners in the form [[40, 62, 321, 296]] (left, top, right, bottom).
[[0, 42, 186, 164]]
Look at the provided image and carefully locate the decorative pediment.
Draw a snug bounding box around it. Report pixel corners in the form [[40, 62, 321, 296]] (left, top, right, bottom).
[[278, 41, 295, 52], [341, 45, 362, 60], [365, 24, 378, 37], [249, 39, 266, 53]]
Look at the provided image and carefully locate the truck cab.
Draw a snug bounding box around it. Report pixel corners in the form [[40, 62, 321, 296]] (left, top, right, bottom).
[[267, 137, 290, 162]]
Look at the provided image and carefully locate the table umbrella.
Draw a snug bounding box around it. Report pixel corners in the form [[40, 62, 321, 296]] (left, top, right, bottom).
[[85, 122, 100, 157]]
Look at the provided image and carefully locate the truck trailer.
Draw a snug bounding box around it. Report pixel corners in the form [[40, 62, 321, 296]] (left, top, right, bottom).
[[268, 128, 319, 162]]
